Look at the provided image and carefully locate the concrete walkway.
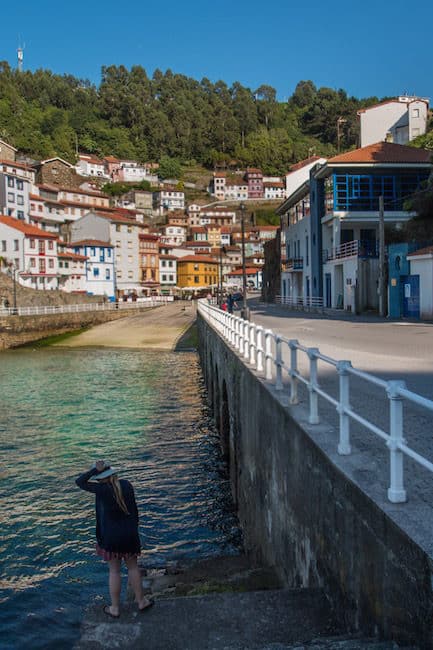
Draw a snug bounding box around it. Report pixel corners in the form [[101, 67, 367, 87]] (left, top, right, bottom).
[[53, 302, 196, 350]]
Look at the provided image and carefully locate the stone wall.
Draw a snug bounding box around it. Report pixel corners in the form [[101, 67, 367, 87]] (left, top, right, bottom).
[[0, 309, 138, 349], [197, 314, 433, 648]]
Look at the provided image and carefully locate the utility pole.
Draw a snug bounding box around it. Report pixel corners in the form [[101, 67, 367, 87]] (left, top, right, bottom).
[[378, 195, 386, 317], [240, 203, 249, 320], [337, 116, 347, 153]]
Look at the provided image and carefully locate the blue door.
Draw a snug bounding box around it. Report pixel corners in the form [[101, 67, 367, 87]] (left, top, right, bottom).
[[401, 275, 420, 319]]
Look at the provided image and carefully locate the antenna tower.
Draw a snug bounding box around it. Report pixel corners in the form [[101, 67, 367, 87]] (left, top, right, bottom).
[[17, 42, 24, 72]]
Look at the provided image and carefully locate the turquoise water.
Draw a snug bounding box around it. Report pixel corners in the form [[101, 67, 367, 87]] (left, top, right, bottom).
[[0, 348, 241, 649]]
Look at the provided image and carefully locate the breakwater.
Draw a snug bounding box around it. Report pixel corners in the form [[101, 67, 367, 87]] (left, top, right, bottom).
[[197, 312, 433, 648]]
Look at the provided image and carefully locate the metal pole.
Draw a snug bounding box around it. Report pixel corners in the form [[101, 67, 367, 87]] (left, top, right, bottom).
[[219, 247, 222, 307], [13, 267, 17, 313], [240, 206, 249, 320], [379, 195, 386, 317]]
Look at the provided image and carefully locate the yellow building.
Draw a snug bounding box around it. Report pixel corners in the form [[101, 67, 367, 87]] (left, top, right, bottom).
[[177, 255, 218, 290]]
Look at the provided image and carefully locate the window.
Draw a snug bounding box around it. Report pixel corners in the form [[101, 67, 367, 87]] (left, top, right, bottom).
[[107, 249, 111, 257], [128, 271, 133, 278], [127, 226, 132, 233], [30, 258, 36, 267], [1, 240, 6, 252], [48, 241, 53, 250], [412, 108, 420, 118], [116, 224, 121, 232], [17, 180, 23, 190], [7, 192, 14, 202], [14, 239, 19, 251], [105, 269, 110, 280], [162, 274, 167, 281], [17, 211, 24, 220], [90, 247, 96, 256], [39, 259, 46, 273], [93, 268, 100, 277], [194, 276, 199, 283], [7, 177, 14, 187], [48, 259, 54, 268], [30, 239, 36, 249]]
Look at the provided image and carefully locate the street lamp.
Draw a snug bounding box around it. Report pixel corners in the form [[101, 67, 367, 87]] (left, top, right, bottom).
[[239, 202, 249, 320], [219, 245, 227, 307]]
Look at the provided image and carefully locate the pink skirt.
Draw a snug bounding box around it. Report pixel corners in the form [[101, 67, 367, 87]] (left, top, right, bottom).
[[96, 543, 140, 561]]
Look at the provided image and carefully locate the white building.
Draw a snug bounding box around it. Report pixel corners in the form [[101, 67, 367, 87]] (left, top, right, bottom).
[[285, 156, 327, 199], [212, 172, 226, 199], [407, 247, 433, 319], [76, 154, 109, 178], [70, 239, 115, 298], [159, 254, 177, 292], [0, 215, 58, 290], [187, 203, 202, 227], [70, 211, 142, 294], [57, 243, 88, 293], [153, 188, 185, 214], [162, 225, 187, 246], [263, 181, 286, 200], [358, 96, 429, 147], [224, 178, 249, 200]]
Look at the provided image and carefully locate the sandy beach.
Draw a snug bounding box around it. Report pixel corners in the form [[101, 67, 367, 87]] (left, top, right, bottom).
[[52, 302, 196, 350]]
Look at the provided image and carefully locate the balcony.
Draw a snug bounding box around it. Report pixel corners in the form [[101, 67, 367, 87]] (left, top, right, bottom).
[[284, 257, 304, 272], [324, 239, 378, 262]]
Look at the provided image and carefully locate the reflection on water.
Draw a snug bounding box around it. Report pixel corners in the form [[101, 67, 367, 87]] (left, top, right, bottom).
[[0, 349, 241, 650]]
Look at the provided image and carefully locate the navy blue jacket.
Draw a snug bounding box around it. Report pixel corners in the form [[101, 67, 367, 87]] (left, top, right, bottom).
[[76, 468, 141, 554]]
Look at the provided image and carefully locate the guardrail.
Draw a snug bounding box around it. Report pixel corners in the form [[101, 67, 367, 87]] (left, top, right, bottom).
[[198, 299, 433, 504], [276, 295, 324, 310], [0, 296, 174, 317]]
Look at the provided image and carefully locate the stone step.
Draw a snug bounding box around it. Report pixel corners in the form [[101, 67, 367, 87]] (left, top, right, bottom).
[[75, 587, 352, 649]]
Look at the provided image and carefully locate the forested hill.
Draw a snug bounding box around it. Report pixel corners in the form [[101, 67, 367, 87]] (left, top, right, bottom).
[[0, 61, 387, 173]]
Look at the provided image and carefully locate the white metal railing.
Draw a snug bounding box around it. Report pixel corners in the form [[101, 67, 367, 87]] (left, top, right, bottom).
[[198, 299, 433, 504], [276, 295, 324, 310], [0, 296, 174, 317]]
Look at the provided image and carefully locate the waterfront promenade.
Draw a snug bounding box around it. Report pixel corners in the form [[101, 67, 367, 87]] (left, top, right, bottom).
[[53, 301, 196, 350]]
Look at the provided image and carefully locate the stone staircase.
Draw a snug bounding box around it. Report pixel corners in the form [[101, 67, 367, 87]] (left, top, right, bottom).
[[74, 556, 416, 650]]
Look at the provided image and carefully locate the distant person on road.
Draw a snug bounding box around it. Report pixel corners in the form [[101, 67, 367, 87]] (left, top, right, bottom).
[[76, 460, 153, 618], [227, 293, 234, 314]]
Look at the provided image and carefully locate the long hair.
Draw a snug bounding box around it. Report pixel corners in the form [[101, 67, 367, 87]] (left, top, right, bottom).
[[108, 474, 129, 515]]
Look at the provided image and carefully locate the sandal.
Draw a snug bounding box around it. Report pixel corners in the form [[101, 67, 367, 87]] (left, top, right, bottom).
[[103, 605, 120, 619]]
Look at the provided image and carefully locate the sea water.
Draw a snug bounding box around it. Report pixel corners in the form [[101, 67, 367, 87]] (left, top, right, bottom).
[[0, 348, 241, 649]]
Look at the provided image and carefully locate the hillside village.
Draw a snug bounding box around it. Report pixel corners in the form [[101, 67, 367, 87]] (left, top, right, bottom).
[[0, 93, 432, 318]]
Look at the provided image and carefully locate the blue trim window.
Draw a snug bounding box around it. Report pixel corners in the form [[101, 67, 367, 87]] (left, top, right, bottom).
[[333, 172, 428, 211], [93, 268, 99, 277]]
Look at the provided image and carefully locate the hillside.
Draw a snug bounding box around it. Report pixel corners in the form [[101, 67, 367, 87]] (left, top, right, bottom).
[[0, 62, 384, 174]]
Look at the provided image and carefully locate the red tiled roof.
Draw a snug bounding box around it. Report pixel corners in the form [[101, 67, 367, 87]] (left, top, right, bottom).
[[0, 215, 57, 238], [327, 142, 432, 165], [71, 239, 113, 247], [407, 246, 433, 257], [263, 181, 284, 188], [228, 267, 261, 275], [59, 187, 109, 198], [139, 233, 159, 241], [58, 251, 88, 260], [288, 156, 321, 173], [29, 193, 44, 201], [0, 159, 34, 171], [177, 255, 218, 264], [159, 254, 177, 260]]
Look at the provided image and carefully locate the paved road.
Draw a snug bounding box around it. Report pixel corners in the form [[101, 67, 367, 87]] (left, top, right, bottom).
[[247, 299, 433, 555]]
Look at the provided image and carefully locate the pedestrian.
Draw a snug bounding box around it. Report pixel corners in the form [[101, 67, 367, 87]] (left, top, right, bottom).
[[75, 460, 153, 618], [227, 293, 234, 314]]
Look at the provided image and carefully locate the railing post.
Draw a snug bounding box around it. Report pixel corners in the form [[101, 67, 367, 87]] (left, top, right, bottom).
[[265, 330, 273, 380], [288, 339, 299, 404], [234, 317, 240, 350], [256, 326, 264, 373], [243, 321, 249, 360], [386, 380, 407, 503], [249, 323, 256, 366], [336, 360, 352, 455], [238, 317, 244, 353], [275, 336, 283, 390], [307, 347, 320, 424]]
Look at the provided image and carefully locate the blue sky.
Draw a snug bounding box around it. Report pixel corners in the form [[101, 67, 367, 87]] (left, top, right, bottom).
[[2, 0, 432, 101]]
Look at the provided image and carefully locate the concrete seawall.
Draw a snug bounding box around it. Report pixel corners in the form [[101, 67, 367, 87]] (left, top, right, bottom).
[[197, 313, 433, 648]]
